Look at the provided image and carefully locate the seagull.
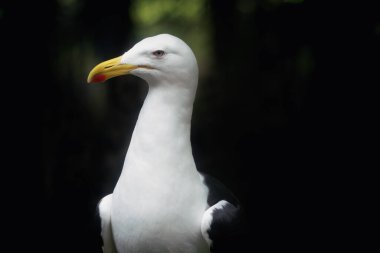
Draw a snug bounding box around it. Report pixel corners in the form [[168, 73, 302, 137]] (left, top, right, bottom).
[[87, 34, 242, 253]]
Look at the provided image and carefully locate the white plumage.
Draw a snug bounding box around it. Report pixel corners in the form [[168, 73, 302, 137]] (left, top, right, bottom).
[[89, 34, 241, 253]]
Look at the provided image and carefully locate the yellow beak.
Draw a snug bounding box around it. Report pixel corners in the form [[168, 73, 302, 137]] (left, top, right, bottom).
[[87, 56, 138, 83]]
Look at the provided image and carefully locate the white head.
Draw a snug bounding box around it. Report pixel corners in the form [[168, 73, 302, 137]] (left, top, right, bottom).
[[87, 34, 198, 89]]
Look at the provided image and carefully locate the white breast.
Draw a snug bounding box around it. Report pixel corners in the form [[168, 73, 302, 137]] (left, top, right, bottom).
[[109, 84, 210, 253], [112, 170, 209, 253]]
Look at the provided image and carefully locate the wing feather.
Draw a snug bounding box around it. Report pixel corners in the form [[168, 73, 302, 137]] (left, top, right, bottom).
[[200, 174, 244, 253], [98, 194, 117, 253]]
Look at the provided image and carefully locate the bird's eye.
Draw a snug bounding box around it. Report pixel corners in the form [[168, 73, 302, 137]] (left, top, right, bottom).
[[152, 50, 165, 57]]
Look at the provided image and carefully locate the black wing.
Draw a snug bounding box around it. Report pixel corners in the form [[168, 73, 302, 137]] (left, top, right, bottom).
[[201, 174, 245, 253]]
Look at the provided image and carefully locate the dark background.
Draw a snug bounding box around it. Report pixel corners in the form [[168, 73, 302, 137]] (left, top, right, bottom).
[[2, 0, 378, 252]]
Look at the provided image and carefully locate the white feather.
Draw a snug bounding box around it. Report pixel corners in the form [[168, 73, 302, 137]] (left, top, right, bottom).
[[201, 200, 230, 247], [107, 34, 209, 253], [98, 194, 117, 253]]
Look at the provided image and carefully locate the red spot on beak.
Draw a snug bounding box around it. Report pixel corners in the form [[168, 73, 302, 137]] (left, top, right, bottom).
[[91, 74, 106, 83]]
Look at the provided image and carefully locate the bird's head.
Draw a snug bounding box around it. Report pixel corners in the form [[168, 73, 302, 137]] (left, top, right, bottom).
[[87, 34, 198, 86]]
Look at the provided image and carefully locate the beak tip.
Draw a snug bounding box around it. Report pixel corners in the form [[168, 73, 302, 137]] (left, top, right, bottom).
[[87, 74, 106, 84]]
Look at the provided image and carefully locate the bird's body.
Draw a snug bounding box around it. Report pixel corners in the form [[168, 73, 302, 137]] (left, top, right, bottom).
[[111, 82, 209, 253], [89, 34, 241, 253]]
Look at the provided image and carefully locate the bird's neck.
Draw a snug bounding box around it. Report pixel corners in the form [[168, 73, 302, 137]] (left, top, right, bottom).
[[119, 81, 197, 182]]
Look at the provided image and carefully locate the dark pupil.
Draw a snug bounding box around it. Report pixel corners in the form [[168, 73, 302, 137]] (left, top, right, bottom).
[[154, 50, 164, 56]]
